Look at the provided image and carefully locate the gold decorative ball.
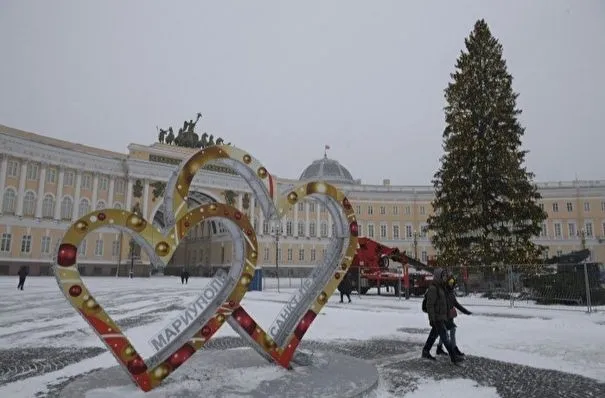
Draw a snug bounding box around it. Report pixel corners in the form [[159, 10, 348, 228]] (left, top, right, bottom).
[[153, 366, 168, 379], [243, 154, 252, 164], [317, 292, 328, 305], [155, 241, 170, 256], [209, 203, 217, 212], [127, 214, 147, 232], [240, 274, 252, 286], [257, 167, 268, 179], [250, 251, 257, 259], [307, 181, 328, 195], [341, 262, 348, 270], [124, 345, 135, 357], [75, 220, 88, 233], [216, 314, 225, 323], [85, 298, 99, 310], [264, 334, 276, 349], [287, 191, 298, 205]]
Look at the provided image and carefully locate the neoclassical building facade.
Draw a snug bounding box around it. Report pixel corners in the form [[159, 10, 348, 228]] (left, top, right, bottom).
[[1, 124, 604, 277]]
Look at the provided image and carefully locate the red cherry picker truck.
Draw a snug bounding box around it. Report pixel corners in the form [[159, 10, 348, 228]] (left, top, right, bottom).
[[348, 237, 435, 297]]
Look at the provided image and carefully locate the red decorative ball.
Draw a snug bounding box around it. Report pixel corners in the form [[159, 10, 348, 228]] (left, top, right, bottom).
[[184, 221, 190, 228], [235, 212, 242, 220], [335, 272, 341, 279], [246, 229, 253, 236], [349, 221, 359, 237], [127, 357, 148, 375], [228, 300, 236, 308], [224, 210, 230, 216], [294, 310, 317, 340], [68, 285, 82, 297], [57, 243, 78, 267], [97, 212, 106, 221], [201, 326, 211, 337], [342, 197, 352, 210], [167, 344, 195, 369], [233, 307, 256, 335]]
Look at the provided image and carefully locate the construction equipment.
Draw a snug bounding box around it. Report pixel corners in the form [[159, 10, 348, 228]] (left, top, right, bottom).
[[348, 237, 435, 296]]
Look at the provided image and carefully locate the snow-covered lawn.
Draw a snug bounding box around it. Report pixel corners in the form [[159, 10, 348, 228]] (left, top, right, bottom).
[[0, 276, 603, 397]]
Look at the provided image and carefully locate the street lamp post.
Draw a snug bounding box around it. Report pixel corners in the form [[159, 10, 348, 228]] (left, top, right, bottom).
[[413, 231, 419, 260], [272, 222, 283, 293]]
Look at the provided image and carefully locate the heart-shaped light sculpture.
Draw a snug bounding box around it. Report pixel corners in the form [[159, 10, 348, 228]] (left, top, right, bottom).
[[162, 145, 359, 368], [54, 204, 257, 391]]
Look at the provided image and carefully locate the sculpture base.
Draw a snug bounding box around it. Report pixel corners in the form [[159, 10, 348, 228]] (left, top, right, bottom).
[[59, 347, 379, 398]]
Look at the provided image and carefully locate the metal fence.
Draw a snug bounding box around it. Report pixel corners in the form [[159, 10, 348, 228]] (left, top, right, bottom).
[[259, 263, 604, 313], [446, 263, 604, 313]]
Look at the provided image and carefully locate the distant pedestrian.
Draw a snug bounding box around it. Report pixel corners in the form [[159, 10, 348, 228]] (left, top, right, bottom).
[[338, 273, 353, 303], [17, 266, 29, 290], [181, 269, 190, 285]]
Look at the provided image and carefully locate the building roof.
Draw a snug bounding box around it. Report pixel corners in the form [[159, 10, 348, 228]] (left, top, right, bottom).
[[299, 155, 356, 184], [0, 123, 127, 160]]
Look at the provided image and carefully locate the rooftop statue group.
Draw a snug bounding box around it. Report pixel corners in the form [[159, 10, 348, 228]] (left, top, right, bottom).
[[157, 112, 231, 149]]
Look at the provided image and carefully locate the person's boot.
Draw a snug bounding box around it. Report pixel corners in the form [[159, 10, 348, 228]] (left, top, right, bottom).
[[421, 350, 436, 360], [455, 346, 465, 357], [436, 345, 448, 356]]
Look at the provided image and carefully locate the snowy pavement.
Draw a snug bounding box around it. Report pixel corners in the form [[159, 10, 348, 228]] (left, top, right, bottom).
[[0, 276, 604, 397]]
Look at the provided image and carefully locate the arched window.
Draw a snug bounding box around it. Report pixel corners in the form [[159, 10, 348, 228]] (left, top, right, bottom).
[[96, 200, 106, 210], [61, 197, 73, 220], [78, 198, 90, 217], [2, 188, 16, 214], [42, 195, 55, 218], [113, 202, 122, 209], [23, 191, 36, 216]]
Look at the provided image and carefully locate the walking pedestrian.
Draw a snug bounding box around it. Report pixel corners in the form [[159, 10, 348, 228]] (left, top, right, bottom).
[[436, 272, 472, 357], [17, 266, 29, 290]]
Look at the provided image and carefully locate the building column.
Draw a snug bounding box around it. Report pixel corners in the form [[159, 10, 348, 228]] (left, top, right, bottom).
[[142, 179, 150, 218], [250, 196, 256, 228], [91, 173, 99, 210], [328, 213, 333, 238], [35, 163, 48, 218], [305, 202, 310, 236], [72, 171, 82, 219], [316, 204, 321, 237], [293, 203, 299, 237], [238, 193, 243, 211], [126, 179, 133, 211], [54, 167, 65, 220], [108, 177, 115, 208], [0, 155, 8, 213], [258, 206, 264, 235], [15, 161, 28, 216]]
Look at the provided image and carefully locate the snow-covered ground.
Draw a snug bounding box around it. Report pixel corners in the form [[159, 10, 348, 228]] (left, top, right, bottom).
[[0, 276, 604, 397]]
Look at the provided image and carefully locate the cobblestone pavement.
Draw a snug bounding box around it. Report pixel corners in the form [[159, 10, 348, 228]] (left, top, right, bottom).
[[3, 336, 600, 398]]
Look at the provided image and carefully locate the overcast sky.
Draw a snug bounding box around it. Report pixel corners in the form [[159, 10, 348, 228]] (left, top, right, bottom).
[[1, 0, 603, 185]]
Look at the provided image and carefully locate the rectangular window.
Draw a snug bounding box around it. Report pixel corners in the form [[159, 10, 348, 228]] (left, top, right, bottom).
[[554, 223, 562, 237], [310, 249, 316, 262], [405, 206, 410, 215], [82, 174, 92, 190], [21, 235, 32, 253], [7, 160, 19, 177], [263, 247, 270, 261], [99, 176, 109, 191], [112, 240, 121, 257], [46, 168, 57, 184], [584, 202, 590, 212], [392, 206, 398, 215], [419, 206, 426, 215], [79, 240, 87, 256], [115, 179, 126, 193], [309, 203, 315, 212], [297, 222, 304, 236], [64, 171, 74, 186], [299, 249, 305, 261], [309, 222, 316, 237], [287, 248, 293, 261], [367, 224, 374, 238], [320, 223, 328, 237], [568, 223, 576, 238], [380, 224, 387, 238], [540, 223, 547, 237], [393, 225, 400, 240], [26, 163, 39, 180], [368, 206, 373, 215], [421, 251, 428, 263], [552, 202, 559, 212], [94, 239, 103, 256], [405, 225, 413, 238], [0, 233, 12, 253], [355, 205, 361, 215], [298, 202, 304, 212], [566, 202, 573, 212], [41, 236, 51, 254], [585, 222, 593, 237], [380, 206, 385, 215]]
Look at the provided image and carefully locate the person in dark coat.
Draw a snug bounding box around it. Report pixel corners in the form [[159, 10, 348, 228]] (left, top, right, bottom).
[[436, 273, 472, 357], [421, 267, 463, 363], [17, 266, 29, 290], [180, 269, 190, 285], [338, 273, 353, 303]]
